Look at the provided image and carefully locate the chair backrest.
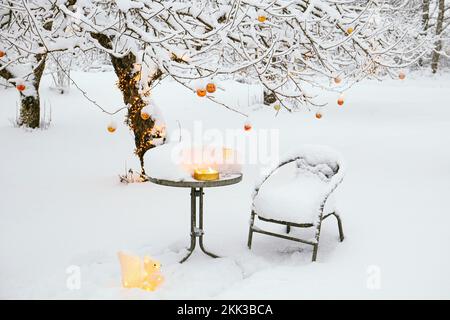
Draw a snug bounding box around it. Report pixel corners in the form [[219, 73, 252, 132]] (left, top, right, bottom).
[[253, 145, 345, 200]]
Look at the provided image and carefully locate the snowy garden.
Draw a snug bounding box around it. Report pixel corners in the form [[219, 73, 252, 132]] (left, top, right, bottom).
[[1, 0, 450, 300]]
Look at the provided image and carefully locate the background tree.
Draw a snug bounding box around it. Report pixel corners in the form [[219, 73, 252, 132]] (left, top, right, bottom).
[[419, 0, 449, 72], [431, 0, 447, 73], [0, 1, 47, 128], [0, 0, 89, 128]]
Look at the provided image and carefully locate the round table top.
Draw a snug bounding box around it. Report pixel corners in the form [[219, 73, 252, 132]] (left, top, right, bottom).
[[148, 173, 243, 188]]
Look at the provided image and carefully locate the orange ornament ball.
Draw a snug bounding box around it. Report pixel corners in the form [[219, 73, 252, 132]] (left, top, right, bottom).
[[315, 112, 323, 119], [0, 51, 5, 58], [244, 123, 252, 131], [334, 77, 342, 84], [347, 27, 354, 35], [141, 110, 150, 120], [16, 84, 26, 91], [196, 89, 207, 97], [206, 83, 216, 93], [107, 124, 117, 133], [337, 98, 344, 106], [399, 72, 406, 80], [258, 15, 267, 23]]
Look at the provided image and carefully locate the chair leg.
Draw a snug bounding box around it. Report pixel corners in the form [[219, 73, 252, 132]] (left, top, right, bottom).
[[312, 244, 319, 262], [331, 212, 345, 242], [311, 218, 324, 262], [286, 224, 291, 234], [247, 212, 256, 249]]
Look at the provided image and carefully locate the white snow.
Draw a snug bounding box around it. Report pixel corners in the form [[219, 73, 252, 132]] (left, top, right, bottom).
[[253, 144, 343, 223], [146, 143, 243, 181], [145, 142, 192, 181], [253, 170, 334, 223], [115, 0, 143, 12], [1, 71, 450, 299]]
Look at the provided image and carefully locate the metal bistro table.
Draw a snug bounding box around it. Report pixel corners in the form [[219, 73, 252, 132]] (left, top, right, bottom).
[[148, 173, 243, 263]]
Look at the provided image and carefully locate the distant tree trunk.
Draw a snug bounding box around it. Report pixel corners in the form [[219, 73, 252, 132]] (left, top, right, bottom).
[[19, 96, 40, 128], [431, 0, 445, 74], [419, 0, 431, 67], [0, 54, 46, 128], [422, 0, 430, 31], [18, 54, 46, 128], [263, 90, 277, 105], [91, 33, 161, 175]]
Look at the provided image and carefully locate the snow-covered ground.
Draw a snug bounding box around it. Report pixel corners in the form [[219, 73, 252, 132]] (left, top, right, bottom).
[[1, 71, 449, 299]]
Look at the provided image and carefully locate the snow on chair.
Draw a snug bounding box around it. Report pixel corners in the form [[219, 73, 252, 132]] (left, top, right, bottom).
[[248, 145, 345, 262]]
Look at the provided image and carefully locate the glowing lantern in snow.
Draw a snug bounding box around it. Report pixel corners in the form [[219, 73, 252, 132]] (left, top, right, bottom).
[[118, 252, 164, 291], [399, 72, 406, 80], [0, 51, 5, 58], [16, 84, 26, 92], [118, 252, 143, 288], [206, 83, 216, 93], [142, 257, 164, 291], [142, 273, 164, 292], [143, 257, 161, 273], [107, 121, 117, 133]]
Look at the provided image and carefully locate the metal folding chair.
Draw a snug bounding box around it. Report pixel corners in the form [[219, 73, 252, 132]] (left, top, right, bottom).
[[247, 145, 345, 262]]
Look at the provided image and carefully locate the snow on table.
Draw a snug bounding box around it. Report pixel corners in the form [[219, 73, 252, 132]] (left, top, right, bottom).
[[145, 142, 242, 182]]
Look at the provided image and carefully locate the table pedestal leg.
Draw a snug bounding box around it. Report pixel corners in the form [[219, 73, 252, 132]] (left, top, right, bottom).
[[179, 187, 219, 263], [198, 188, 219, 259]]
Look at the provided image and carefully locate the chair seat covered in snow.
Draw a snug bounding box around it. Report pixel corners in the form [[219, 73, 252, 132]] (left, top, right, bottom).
[[253, 174, 334, 223], [248, 145, 345, 262]]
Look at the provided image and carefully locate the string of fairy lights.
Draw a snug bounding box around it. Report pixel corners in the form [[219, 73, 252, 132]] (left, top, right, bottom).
[[112, 61, 168, 173]]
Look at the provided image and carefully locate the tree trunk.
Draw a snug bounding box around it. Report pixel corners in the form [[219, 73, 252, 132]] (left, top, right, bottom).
[[419, 0, 431, 67], [1, 54, 45, 128], [91, 33, 162, 175], [263, 90, 277, 105], [110, 52, 158, 174], [19, 95, 40, 128], [422, 0, 430, 32], [431, 0, 445, 74], [18, 54, 46, 128]]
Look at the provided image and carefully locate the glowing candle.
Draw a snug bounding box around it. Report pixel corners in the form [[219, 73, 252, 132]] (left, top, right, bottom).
[[222, 148, 233, 161], [221, 148, 236, 174], [193, 167, 219, 181]]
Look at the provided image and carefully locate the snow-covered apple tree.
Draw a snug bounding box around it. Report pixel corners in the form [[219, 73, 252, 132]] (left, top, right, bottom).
[[0, 1, 48, 128], [7, 0, 428, 171], [0, 0, 92, 128]]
